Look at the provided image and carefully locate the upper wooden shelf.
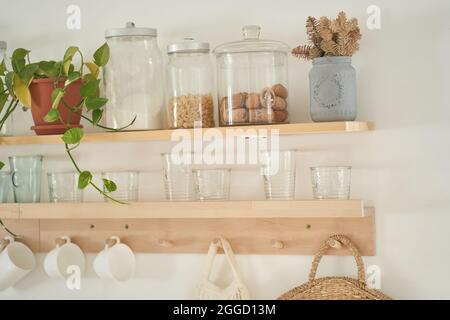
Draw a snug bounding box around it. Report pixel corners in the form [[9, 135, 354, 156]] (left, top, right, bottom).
[[0, 200, 368, 219], [0, 121, 373, 146]]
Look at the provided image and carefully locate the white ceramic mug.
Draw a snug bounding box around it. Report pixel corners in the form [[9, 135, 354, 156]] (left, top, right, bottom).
[[0, 237, 36, 291], [44, 236, 86, 279], [94, 236, 135, 282]]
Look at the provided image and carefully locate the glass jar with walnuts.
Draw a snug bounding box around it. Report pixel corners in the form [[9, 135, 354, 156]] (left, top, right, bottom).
[[166, 39, 215, 129], [213, 25, 290, 126]]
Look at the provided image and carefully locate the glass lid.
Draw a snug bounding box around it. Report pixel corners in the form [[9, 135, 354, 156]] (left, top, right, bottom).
[[105, 22, 157, 38], [213, 25, 290, 55]]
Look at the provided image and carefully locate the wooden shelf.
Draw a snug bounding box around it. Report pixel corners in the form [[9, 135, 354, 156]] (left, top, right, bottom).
[[0, 200, 365, 219], [0, 200, 375, 255], [0, 121, 373, 146]]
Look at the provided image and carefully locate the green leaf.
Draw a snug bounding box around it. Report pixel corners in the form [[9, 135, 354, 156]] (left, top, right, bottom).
[[63, 46, 79, 76], [0, 60, 7, 76], [84, 62, 99, 78], [78, 171, 92, 189], [51, 88, 65, 110], [102, 178, 117, 193], [80, 79, 100, 98], [44, 108, 60, 123], [65, 71, 81, 86], [0, 92, 9, 113], [64, 46, 79, 61], [5, 72, 15, 97], [0, 161, 4, 170], [62, 127, 84, 144], [92, 109, 103, 125], [19, 63, 39, 86], [38, 61, 61, 78], [93, 43, 110, 67], [13, 74, 31, 108], [84, 96, 107, 110], [11, 48, 30, 73]]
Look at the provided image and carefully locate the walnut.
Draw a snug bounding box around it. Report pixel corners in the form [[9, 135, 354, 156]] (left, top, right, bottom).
[[221, 107, 248, 124], [272, 84, 288, 99], [249, 108, 273, 123], [246, 93, 261, 109], [273, 97, 287, 111], [273, 110, 288, 123]]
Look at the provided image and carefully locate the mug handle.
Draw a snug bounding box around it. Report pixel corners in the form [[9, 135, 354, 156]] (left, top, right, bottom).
[[0, 236, 14, 253], [55, 236, 71, 248], [11, 172, 19, 188], [104, 236, 120, 249]]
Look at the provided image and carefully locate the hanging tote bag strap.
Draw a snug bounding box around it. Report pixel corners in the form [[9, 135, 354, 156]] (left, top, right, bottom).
[[308, 234, 366, 285], [202, 238, 244, 283]]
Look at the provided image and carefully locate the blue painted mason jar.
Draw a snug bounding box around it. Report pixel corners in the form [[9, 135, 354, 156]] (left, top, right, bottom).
[[309, 56, 357, 122]]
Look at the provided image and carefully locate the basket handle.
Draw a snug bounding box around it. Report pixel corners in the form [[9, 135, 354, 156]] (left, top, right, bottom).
[[308, 234, 366, 284]]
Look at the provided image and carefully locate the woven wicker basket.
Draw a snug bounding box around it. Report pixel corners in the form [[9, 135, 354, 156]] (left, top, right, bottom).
[[278, 235, 391, 300]]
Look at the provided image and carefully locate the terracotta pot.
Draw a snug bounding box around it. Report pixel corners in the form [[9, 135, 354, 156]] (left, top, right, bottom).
[[29, 78, 83, 135]]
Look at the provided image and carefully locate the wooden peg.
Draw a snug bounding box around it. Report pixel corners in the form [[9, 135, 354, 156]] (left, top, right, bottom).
[[55, 236, 69, 247], [271, 239, 284, 249], [327, 238, 343, 249], [158, 239, 174, 248]]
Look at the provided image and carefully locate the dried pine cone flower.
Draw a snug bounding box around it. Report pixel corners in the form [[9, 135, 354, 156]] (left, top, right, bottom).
[[292, 11, 362, 60]]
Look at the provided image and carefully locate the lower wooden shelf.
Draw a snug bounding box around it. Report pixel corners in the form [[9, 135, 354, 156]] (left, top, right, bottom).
[[0, 200, 375, 256]]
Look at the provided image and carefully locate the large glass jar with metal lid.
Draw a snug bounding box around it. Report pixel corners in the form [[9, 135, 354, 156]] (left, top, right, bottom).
[[166, 39, 214, 129], [0, 40, 13, 136], [213, 26, 290, 126], [103, 22, 164, 130]]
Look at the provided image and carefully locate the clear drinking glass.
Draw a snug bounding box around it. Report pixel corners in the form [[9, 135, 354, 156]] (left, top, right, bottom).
[[9, 155, 43, 203], [47, 172, 83, 203], [310, 166, 352, 199], [101, 171, 139, 202], [260, 150, 296, 200], [0, 172, 12, 203], [193, 169, 231, 201], [162, 153, 195, 201]]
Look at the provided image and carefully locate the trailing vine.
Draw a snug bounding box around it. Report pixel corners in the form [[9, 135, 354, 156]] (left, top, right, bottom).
[[0, 44, 136, 236]]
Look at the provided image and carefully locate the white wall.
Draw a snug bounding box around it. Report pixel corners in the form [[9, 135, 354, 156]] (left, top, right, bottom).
[[1, 0, 449, 299]]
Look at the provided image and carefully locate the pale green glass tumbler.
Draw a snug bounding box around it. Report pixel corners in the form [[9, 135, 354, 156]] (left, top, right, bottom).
[[8, 155, 43, 203], [0, 172, 12, 203]]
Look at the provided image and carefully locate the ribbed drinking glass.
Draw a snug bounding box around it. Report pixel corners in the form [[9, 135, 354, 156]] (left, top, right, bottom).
[[9, 155, 43, 203], [193, 169, 231, 201], [0, 172, 12, 203], [162, 153, 195, 201], [47, 172, 83, 202], [260, 150, 296, 200], [310, 166, 352, 199], [101, 171, 139, 202]]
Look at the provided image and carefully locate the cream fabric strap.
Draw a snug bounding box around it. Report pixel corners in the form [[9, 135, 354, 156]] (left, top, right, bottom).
[[197, 238, 250, 300]]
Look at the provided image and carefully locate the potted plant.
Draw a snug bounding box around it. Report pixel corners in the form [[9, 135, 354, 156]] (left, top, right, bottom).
[[0, 44, 136, 209], [292, 11, 362, 122]]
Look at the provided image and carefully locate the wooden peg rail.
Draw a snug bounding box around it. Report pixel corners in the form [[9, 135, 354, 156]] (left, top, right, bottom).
[[0, 201, 375, 256]]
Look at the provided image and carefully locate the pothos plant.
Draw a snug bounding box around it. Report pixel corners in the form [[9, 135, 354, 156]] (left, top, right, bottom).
[[0, 44, 135, 236]]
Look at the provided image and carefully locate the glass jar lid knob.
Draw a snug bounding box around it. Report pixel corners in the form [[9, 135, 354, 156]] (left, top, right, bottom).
[[243, 25, 261, 40]]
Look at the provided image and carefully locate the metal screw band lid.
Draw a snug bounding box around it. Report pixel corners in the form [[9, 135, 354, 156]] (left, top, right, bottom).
[[105, 22, 157, 38], [167, 38, 210, 54]]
